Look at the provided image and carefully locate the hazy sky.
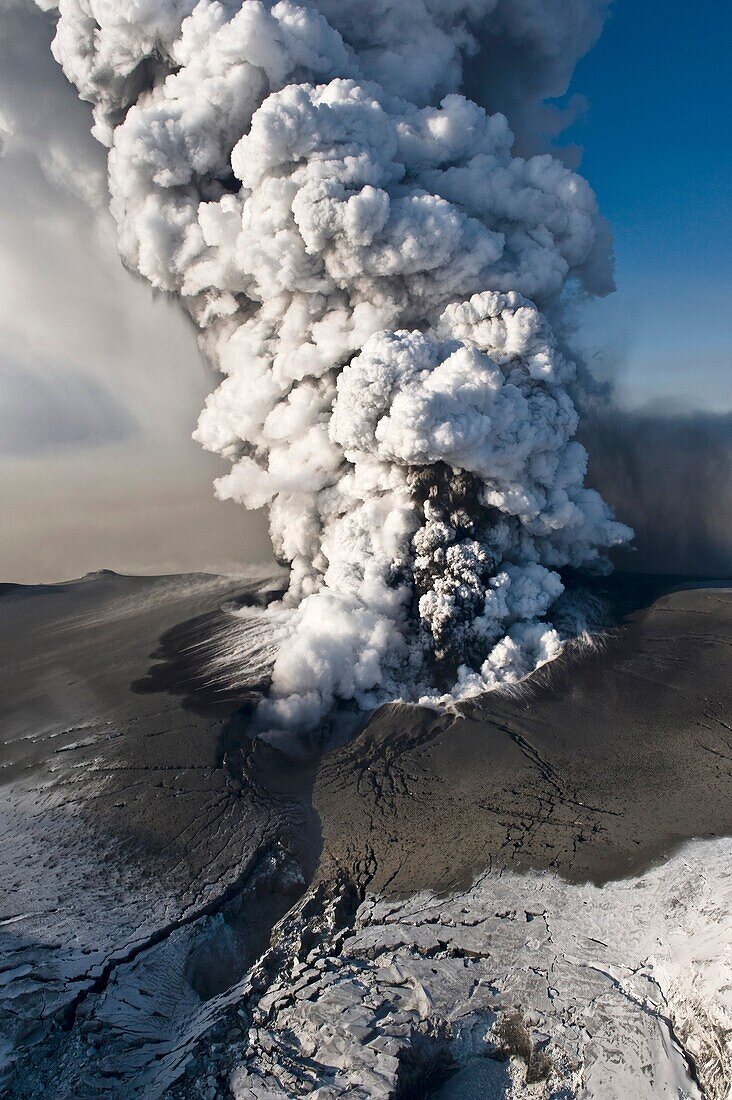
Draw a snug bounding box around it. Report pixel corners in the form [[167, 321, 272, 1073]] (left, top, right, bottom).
[[0, 0, 729, 583], [0, 0, 272, 582]]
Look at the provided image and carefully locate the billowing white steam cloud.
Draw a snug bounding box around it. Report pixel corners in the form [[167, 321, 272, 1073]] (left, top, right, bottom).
[[39, 0, 631, 732]]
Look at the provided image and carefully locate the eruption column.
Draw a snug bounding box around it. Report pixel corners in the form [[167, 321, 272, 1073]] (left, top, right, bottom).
[[39, 0, 631, 732]]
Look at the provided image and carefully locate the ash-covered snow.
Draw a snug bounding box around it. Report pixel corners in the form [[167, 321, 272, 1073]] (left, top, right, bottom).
[[197, 838, 732, 1100]]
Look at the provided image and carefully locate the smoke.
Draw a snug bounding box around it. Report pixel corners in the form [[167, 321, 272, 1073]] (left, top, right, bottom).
[[38, 0, 631, 733], [463, 0, 611, 156], [0, 342, 136, 455], [585, 408, 732, 577]]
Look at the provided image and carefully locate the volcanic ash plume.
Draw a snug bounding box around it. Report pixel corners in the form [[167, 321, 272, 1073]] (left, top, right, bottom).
[[40, 0, 631, 732]]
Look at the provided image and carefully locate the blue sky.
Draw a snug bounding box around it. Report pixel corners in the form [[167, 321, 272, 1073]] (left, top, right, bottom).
[[560, 0, 732, 411]]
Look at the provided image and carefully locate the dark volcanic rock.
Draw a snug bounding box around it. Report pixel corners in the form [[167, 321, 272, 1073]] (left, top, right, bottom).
[[314, 586, 732, 894]]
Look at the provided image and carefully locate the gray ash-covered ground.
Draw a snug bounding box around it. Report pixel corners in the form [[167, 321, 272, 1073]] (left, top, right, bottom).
[[315, 581, 732, 894], [1, 571, 730, 1098], [0, 571, 317, 1097]]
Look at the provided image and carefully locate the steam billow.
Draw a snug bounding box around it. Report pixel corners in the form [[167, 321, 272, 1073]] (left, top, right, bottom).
[[42, 0, 631, 733]]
